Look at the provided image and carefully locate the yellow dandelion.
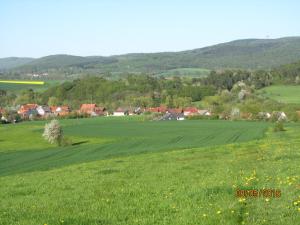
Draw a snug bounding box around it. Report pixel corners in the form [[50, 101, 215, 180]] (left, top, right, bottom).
[[203, 213, 207, 217], [231, 210, 235, 213], [217, 210, 222, 214], [265, 198, 270, 202], [239, 198, 246, 202]]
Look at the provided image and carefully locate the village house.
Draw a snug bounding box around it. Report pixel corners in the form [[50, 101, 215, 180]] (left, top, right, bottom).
[[258, 112, 271, 120], [198, 109, 211, 116], [50, 106, 71, 116], [167, 108, 183, 114], [17, 104, 38, 118], [133, 107, 143, 115], [37, 105, 52, 117], [0, 108, 5, 121], [183, 107, 199, 116], [79, 104, 106, 116], [113, 107, 129, 116], [272, 111, 287, 121], [146, 106, 167, 113], [0, 107, 4, 115], [161, 112, 185, 121]]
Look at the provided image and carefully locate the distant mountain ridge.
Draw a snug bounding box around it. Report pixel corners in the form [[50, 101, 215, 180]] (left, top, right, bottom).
[[1, 37, 300, 74], [0, 57, 34, 70]]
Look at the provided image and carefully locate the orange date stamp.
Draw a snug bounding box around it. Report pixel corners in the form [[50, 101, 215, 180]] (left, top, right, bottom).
[[236, 189, 281, 198]]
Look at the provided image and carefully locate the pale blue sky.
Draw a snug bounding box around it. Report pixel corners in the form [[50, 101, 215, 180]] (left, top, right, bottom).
[[0, 0, 299, 58]]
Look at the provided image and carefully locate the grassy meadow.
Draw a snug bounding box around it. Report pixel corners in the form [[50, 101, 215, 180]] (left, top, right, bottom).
[[0, 117, 299, 225], [259, 85, 300, 104], [157, 68, 211, 78]]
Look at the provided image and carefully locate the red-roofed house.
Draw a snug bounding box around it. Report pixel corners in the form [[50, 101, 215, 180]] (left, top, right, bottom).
[[17, 104, 38, 117], [80, 104, 105, 116], [183, 107, 199, 116], [167, 108, 183, 114], [0, 107, 5, 114], [146, 105, 167, 113]]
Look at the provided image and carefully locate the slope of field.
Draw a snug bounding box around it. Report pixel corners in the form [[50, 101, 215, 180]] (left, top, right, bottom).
[[259, 85, 300, 104], [0, 117, 268, 176], [0, 118, 299, 225]]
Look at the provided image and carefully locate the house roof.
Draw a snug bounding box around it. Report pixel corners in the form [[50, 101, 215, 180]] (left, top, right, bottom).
[[80, 104, 97, 110], [18, 104, 38, 114], [147, 105, 167, 113], [184, 107, 199, 113], [167, 108, 183, 114]]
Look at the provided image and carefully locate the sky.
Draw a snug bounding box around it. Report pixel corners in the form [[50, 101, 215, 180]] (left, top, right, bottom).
[[0, 0, 299, 58]]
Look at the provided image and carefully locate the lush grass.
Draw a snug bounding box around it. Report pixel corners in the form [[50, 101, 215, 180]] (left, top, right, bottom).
[[0, 117, 299, 225], [0, 117, 267, 176], [259, 85, 300, 104]]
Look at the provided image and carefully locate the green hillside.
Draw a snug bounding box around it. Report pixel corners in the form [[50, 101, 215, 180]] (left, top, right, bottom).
[[259, 85, 300, 104], [2, 37, 300, 76], [15, 54, 117, 72], [0, 57, 34, 70]]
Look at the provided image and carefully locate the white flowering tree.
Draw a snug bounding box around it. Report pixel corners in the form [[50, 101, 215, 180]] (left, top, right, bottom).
[[43, 119, 63, 146]]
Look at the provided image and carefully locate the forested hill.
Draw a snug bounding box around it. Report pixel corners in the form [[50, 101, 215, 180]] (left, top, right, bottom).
[[0, 57, 34, 70], [1, 37, 300, 74]]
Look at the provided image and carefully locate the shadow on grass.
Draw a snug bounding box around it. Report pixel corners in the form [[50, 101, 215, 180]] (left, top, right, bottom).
[[72, 141, 89, 146]]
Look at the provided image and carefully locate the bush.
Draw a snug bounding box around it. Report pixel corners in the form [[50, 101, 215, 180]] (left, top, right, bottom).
[[42, 120, 64, 146], [273, 121, 286, 132]]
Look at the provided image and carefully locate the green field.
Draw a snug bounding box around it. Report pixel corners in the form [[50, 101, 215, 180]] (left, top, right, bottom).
[[259, 85, 300, 104], [0, 117, 299, 225], [157, 68, 211, 77]]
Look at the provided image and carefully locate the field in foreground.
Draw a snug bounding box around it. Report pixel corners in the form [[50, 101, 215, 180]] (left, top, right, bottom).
[[0, 117, 299, 225], [259, 85, 300, 104]]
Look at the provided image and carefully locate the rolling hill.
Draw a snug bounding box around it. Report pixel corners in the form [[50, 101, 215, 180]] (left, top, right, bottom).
[[0, 57, 34, 70], [1, 37, 300, 75]]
